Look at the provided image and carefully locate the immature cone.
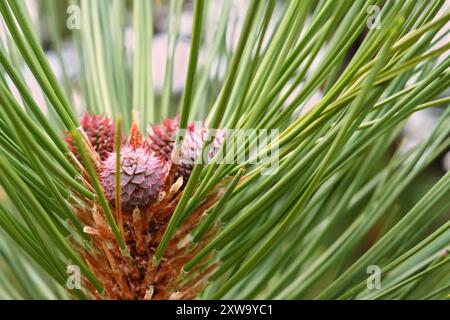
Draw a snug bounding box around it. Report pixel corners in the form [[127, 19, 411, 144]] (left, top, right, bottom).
[[147, 117, 225, 182], [146, 115, 179, 160], [101, 145, 167, 209], [176, 123, 226, 182], [65, 112, 114, 161]]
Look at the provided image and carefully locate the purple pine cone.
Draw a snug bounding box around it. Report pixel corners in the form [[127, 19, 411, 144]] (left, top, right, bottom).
[[101, 145, 167, 209]]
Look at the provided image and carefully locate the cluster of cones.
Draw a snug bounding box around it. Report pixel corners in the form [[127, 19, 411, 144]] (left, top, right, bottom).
[[65, 113, 225, 299]]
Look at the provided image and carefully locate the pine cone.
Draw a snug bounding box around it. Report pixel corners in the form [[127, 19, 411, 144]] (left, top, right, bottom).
[[65, 113, 115, 161], [147, 117, 225, 182], [176, 123, 226, 182], [101, 145, 167, 209], [146, 115, 179, 160]]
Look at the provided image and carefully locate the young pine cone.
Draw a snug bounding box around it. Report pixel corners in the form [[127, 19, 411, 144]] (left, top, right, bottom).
[[100, 144, 167, 209], [65, 112, 115, 161], [147, 117, 225, 183]]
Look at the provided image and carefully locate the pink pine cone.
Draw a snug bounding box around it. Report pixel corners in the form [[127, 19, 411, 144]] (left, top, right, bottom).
[[147, 117, 225, 182], [176, 124, 226, 181], [65, 112, 115, 161], [101, 145, 167, 209], [147, 115, 179, 160]]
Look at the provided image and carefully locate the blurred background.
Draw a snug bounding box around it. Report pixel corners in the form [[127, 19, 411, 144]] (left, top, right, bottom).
[[0, 0, 449, 299]]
